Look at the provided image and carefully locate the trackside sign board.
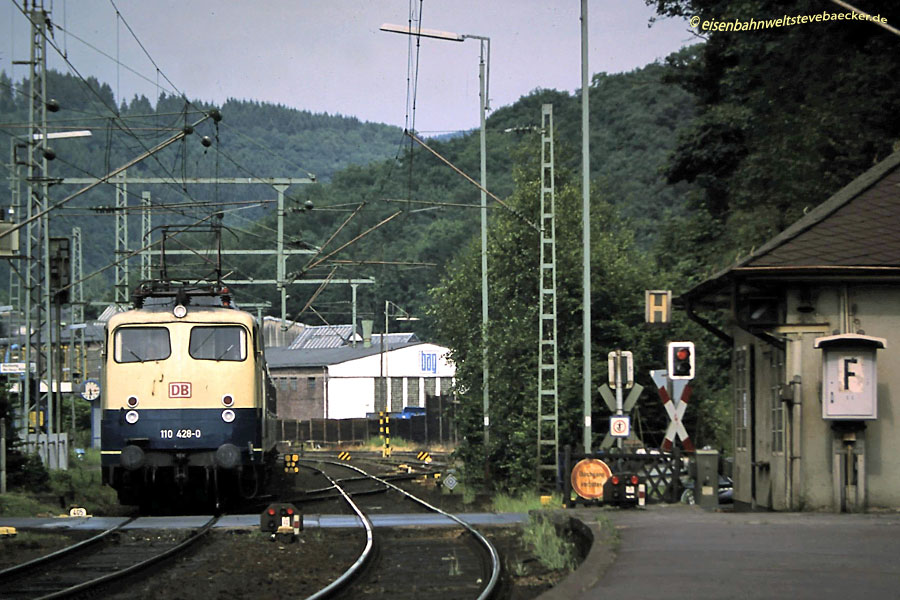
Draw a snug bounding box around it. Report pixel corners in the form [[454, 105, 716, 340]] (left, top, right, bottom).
[[570, 458, 613, 500]]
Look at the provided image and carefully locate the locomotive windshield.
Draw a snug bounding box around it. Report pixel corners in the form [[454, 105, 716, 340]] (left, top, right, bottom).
[[114, 327, 171, 363], [189, 326, 247, 361]]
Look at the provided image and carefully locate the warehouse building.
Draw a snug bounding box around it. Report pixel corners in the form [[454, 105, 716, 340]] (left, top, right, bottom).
[[266, 330, 454, 420]]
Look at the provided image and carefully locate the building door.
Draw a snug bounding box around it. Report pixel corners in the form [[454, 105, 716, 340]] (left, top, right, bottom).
[[753, 343, 785, 509], [734, 344, 753, 507]]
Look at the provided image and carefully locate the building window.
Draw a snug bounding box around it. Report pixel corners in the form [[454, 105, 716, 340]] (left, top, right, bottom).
[[289, 377, 298, 391], [735, 346, 749, 451], [307, 377, 317, 393], [770, 349, 785, 454]]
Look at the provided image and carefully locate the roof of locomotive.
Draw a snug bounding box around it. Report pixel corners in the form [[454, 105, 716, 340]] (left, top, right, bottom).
[[107, 302, 257, 328]]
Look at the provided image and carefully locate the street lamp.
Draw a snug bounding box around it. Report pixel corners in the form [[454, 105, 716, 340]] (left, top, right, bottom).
[[381, 22, 492, 447]]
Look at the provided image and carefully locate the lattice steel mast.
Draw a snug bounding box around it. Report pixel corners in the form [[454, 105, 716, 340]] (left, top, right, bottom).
[[536, 104, 559, 493], [21, 1, 54, 444]]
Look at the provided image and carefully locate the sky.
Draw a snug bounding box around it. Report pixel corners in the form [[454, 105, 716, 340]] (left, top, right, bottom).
[[1, 1, 695, 134]]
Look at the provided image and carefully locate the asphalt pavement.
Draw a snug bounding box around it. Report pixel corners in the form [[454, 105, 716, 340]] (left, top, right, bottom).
[[540, 504, 900, 600], [9, 504, 900, 599]]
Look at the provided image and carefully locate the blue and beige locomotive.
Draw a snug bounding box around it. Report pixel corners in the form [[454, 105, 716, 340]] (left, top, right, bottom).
[[101, 282, 277, 510]]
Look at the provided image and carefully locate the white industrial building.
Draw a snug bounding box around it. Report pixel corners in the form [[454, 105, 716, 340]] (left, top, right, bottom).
[[266, 338, 455, 420]]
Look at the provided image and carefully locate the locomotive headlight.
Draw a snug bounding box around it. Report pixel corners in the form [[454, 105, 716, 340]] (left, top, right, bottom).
[[222, 409, 235, 423], [126, 396, 139, 408], [173, 304, 187, 318], [222, 394, 234, 407], [125, 410, 140, 424]]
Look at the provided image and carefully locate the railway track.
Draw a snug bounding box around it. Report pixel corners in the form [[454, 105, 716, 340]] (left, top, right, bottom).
[[285, 446, 449, 468], [298, 458, 501, 600], [0, 516, 218, 599]]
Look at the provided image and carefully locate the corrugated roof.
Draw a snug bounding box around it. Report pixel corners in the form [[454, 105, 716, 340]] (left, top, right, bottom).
[[266, 341, 421, 368], [287, 324, 354, 349], [287, 324, 418, 350], [96, 305, 124, 322]]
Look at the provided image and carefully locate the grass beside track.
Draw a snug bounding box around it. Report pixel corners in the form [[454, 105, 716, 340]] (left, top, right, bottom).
[[0, 448, 121, 517]]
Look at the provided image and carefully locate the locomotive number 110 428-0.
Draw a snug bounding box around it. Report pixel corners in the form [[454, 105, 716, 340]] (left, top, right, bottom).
[[160, 429, 202, 439]]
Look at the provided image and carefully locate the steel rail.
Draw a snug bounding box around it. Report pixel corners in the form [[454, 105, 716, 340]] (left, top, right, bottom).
[[303, 471, 427, 494], [33, 515, 219, 600], [294, 485, 390, 504], [304, 458, 502, 600], [299, 463, 376, 600], [0, 517, 137, 580]]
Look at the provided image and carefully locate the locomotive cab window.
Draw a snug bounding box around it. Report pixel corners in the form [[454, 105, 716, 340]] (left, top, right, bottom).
[[114, 327, 171, 363], [189, 326, 247, 361]]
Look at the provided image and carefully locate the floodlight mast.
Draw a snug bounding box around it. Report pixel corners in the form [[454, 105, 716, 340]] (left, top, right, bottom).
[[32, 130, 92, 141], [379, 23, 464, 42], [381, 21, 493, 448]]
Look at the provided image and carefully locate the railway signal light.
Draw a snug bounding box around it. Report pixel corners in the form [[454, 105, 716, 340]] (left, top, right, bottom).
[[261, 503, 302, 541], [667, 342, 695, 380], [283, 453, 300, 473], [603, 473, 646, 507]]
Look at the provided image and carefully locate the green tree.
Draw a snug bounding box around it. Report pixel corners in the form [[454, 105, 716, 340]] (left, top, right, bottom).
[[430, 136, 679, 491], [647, 0, 900, 269]]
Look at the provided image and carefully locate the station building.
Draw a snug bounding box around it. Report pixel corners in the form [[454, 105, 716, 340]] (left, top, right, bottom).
[[679, 150, 900, 512]]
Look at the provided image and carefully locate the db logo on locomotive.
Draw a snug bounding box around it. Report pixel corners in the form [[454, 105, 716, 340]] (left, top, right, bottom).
[[169, 382, 192, 398]]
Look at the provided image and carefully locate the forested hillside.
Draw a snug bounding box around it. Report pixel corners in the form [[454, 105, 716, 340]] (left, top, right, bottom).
[[238, 53, 700, 328], [0, 69, 404, 302], [1, 56, 698, 321]]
